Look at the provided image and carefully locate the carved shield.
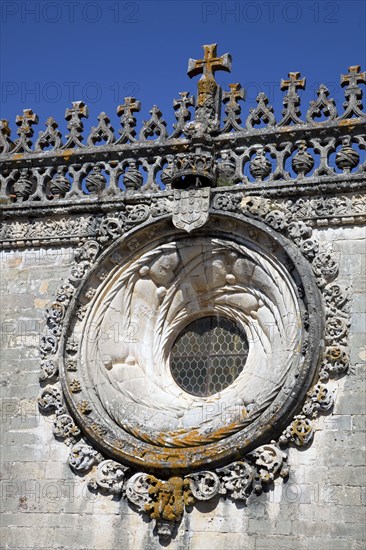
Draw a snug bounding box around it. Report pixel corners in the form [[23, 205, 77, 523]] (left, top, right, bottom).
[[172, 187, 211, 232]]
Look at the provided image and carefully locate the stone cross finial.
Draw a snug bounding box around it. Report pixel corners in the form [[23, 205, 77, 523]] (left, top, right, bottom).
[[279, 72, 306, 126], [187, 44, 231, 131], [65, 101, 88, 125], [170, 92, 195, 138], [341, 65, 366, 88], [16, 108, 38, 131], [187, 43, 231, 82], [63, 101, 88, 149], [280, 72, 306, 94], [173, 92, 195, 117], [223, 83, 245, 106], [13, 109, 39, 153], [117, 97, 141, 118], [116, 97, 141, 144], [340, 65, 366, 119], [222, 83, 245, 132], [223, 83, 245, 110]]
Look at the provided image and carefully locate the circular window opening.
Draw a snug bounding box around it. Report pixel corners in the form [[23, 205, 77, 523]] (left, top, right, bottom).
[[170, 316, 249, 397]]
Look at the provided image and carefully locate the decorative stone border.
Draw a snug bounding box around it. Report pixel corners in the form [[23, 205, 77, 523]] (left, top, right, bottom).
[[1, 191, 365, 249], [37, 202, 351, 540]]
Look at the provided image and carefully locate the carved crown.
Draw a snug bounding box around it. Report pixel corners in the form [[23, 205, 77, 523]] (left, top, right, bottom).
[[171, 149, 217, 188]]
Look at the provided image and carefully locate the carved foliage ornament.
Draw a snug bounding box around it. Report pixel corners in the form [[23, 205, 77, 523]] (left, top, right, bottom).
[[38, 206, 350, 539]]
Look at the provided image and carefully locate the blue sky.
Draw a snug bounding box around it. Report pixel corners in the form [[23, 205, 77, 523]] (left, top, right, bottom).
[[1, 0, 365, 136]]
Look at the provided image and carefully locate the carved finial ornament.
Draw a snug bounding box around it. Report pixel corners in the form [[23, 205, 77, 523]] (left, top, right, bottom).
[[187, 43, 232, 82]]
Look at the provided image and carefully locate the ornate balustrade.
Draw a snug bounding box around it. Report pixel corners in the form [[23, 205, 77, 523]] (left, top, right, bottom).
[[0, 49, 365, 208]]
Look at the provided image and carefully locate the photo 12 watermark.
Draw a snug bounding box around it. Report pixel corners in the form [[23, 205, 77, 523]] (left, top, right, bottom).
[[201, 2, 340, 24], [1, 81, 140, 105], [1, 1, 140, 24]]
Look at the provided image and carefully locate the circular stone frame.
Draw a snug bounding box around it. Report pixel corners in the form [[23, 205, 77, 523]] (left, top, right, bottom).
[[59, 213, 323, 475]]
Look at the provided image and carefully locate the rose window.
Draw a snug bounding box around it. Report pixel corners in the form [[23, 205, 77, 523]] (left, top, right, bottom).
[[170, 316, 249, 397]]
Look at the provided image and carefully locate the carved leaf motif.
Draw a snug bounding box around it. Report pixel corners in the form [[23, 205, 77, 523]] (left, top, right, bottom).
[[321, 346, 349, 379], [303, 383, 335, 416], [38, 386, 64, 414], [56, 283, 75, 304], [39, 360, 58, 381], [312, 249, 339, 287], [53, 414, 81, 444], [40, 334, 58, 356], [280, 415, 314, 447], [91, 460, 128, 494], [247, 444, 287, 483], [217, 461, 254, 500], [185, 471, 220, 500], [98, 217, 124, 240], [125, 473, 151, 509], [69, 443, 102, 471]]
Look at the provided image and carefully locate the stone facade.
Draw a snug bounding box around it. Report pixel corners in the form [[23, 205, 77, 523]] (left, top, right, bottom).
[[0, 45, 365, 549]]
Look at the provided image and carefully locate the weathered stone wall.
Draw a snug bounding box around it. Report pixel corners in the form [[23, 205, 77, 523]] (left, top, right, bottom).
[[1, 223, 365, 550]]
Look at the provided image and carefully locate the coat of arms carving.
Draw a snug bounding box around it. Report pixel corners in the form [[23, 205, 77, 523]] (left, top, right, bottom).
[[172, 187, 211, 232]]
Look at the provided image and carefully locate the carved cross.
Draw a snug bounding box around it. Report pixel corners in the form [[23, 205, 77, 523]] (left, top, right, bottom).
[[173, 92, 195, 115], [12, 109, 39, 153], [16, 109, 38, 135], [188, 43, 231, 81], [223, 83, 245, 107], [341, 65, 366, 88], [279, 72, 306, 126], [339, 65, 366, 119], [62, 102, 88, 149], [65, 101, 88, 128], [170, 92, 195, 138], [117, 97, 141, 118], [222, 83, 245, 132], [116, 97, 141, 144], [280, 72, 306, 95]]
